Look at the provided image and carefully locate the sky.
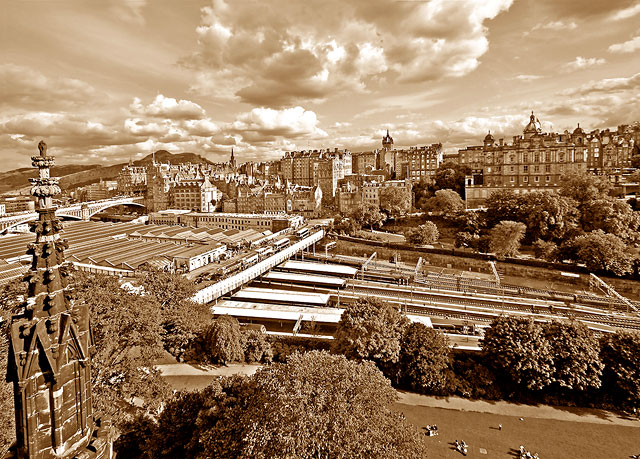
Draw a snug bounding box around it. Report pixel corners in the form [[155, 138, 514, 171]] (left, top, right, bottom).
[[1, 0, 640, 172]]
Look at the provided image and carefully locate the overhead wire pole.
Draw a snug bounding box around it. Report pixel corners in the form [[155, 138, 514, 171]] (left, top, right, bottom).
[[589, 273, 639, 315], [415, 257, 423, 283], [489, 261, 501, 286], [361, 252, 377, 281]]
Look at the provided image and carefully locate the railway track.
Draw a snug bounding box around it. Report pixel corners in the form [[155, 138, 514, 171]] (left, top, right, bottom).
[[348, 281, 640, 331]]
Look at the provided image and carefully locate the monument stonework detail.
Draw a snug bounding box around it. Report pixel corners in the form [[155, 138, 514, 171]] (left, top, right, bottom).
[[5, 142, 113, 459]]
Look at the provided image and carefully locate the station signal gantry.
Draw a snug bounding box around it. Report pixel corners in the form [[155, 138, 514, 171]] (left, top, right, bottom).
[[589, 273, 639, 315]]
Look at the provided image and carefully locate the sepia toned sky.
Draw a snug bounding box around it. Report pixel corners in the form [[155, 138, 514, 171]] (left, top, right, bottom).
[[1, 0, 640, 171]]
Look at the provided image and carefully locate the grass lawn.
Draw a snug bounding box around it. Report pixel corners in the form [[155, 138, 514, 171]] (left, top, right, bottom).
[[396, 403, 639, 459]]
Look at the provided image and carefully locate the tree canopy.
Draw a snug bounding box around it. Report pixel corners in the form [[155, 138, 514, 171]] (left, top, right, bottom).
[[600, 330, 640, 411], [567, 230, 637, 276], [137, 270, 207, 357], [482, 316, 554, 391], [380, 186, 412, 218], [332, 298, 409, 374], [351, 203, 386, 230], [398, 323, 450, 393], [433, 162, 472, 198], [559, 171, 613, 205], [425, 189, 464, 217], [489, 221, 526, 258], [74, 272, 170, 422], [543, 321, 603, 391], [121, 351, 428, 459], [404, 221, 439, 245], [204, 314, 244, 365]]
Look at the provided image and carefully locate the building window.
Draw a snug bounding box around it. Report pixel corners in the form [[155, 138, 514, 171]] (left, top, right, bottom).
[[510, 176, 515, 182], [534, 153, 540, 162], [534, 165, 540, 172], [535, 176, 539, 182], [546, 175, 550, 182], [523, 165, 529, 172], [523, 176, 528, 182], [510, 166, 515, 172], [545, 165, 551, 172]]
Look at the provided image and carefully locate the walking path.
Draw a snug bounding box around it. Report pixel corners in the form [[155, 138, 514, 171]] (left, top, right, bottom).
[[397, 392, 640, 427]]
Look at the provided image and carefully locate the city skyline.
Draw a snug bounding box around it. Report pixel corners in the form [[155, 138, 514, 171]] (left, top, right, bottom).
[[1, 0, 640, 172]]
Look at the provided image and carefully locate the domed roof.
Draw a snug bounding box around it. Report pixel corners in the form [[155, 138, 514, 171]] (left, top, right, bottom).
[[524, 111, 542, 134], [484, 131, 494, 142], [573, 123, 583, 135]]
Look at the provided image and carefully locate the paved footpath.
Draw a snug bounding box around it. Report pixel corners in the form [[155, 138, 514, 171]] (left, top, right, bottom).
[[397, 391, 640, 427], [157, 363, 639, 428]]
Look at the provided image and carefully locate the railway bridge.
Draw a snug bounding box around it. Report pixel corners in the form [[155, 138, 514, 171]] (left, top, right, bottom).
[[0, 196, 145, 232]]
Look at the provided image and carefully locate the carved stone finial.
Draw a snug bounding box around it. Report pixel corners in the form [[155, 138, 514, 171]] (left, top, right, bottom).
[[38, 140, 47, 158]]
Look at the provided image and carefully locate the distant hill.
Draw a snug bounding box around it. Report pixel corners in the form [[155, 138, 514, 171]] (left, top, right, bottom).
[[0, 150, 215, 195]]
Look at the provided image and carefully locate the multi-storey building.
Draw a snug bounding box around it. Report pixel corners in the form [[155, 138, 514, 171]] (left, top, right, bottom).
[[116, 159, 147, 194], [180, 212, 303, 233], [462, 112, 636, 207], [170, 176, 221, 212], [278, 148, 351, 199], [0, 196, 35, 213]]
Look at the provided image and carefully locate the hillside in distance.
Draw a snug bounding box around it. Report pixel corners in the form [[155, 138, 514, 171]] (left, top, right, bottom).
[[0, 150, 215, 195]]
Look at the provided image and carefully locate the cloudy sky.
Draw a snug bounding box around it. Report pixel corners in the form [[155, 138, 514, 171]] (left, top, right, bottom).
[[1, 0, 640, 171]]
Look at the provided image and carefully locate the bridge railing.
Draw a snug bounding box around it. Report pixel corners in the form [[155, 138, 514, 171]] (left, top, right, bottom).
[[192, 229, 324, 304]]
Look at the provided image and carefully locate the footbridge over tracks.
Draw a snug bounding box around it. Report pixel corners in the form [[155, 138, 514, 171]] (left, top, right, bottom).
[[192, 229, 324, 304], [0, 196, 145, 232]]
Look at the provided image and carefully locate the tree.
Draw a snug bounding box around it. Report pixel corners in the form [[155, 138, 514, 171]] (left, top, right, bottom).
[[399, 323, 450, 393], [404, 221, 439, 245], [201, 352, 428, 459], [425, 189, 464, 217], [351, 203, 386, 230], [600, 330, 640, 411], [240, 329, 273, 363], [482, 317, 554, 391], [484, 190, 522, 228], [205, 315, 244, 364], [518, 192, 579, 242], [332, 298, 409, 374], [380, 185, 411, 218], [543, 321, 603, 391], [559, 171, 613, 205], [0, 279, 26, 456], [433, 162, 472, 197], [128, 352, 428, 459], [412, 178, 434, 210], [138, 270, 207, 357], [489, 221, 526, 258], [570, 230, 636, 275], [580, 198, 640, 243], [74, 272, 170, 422], [532, 239, 558, 261]]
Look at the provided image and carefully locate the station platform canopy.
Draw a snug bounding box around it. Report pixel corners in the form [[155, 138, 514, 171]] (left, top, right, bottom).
[[278, 260, 358, 277], [231, 287, 330, 307], [212, 300, 343, 323], [261, 271, 346, 288]]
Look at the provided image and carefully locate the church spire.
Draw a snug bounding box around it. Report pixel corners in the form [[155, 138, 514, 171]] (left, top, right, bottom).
[[230, 147, 236, 169]]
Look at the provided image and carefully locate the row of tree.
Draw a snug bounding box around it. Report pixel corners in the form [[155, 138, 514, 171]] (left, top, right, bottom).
[[331, 298, 640, 411]]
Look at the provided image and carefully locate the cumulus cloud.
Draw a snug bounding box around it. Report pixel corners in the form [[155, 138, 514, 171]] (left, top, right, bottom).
[[129, 95, 206, 120], [562, 56, 606, 72], [183, 0, 514, 106], [230, 106, 327, 143], [608, 35, 640, 53], [609, 2, 640, 20], [0, 64, 100, 110]]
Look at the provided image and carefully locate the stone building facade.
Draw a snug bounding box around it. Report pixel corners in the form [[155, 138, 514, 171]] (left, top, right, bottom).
[[5, 141, 113, 459], [462, 113, 637, 207]]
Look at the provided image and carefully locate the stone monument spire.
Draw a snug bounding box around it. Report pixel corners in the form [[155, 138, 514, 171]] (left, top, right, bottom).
[[5, 141, 112, 459]]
